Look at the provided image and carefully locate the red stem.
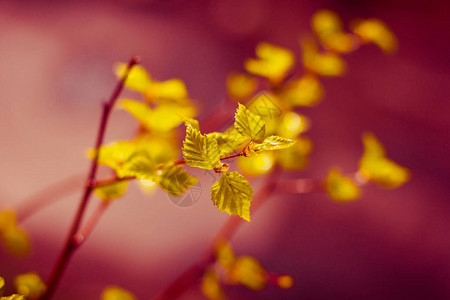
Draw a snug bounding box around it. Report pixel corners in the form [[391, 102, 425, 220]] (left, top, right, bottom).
[[72, 200, 111, 247], [39, 56, 139, 300]]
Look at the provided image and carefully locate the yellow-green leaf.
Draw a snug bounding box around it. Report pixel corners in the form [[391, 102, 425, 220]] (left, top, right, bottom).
[[158, 165, 199, 197], [253, 136, 296, 153], [182, 125, 220, 169], [234, 103, 265, 141], [101, 286, 136, 300], [94, 180, 128, 201], [207, 128, 249, 157], [14, 272, 46, 299], [210, 172, 254, 221]]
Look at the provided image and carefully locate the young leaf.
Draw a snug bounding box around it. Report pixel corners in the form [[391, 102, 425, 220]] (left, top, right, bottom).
[[94, 181, 128, 201], [210, 172, 254, 222], [158, 165, 199, 197], [87, 141, 136, 173], [182, 125, 220, 169], [234, 103, 265, 141], [114, 62, 151, 93], [207, 129, 249, 157], [120, 99, 196, 132], [325, 168, 360, 201], [253, 136, 296, 153], [116, 153, 157, 180]]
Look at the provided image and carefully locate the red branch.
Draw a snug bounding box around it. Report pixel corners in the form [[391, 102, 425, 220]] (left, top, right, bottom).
[[39, 56, 139, 300]]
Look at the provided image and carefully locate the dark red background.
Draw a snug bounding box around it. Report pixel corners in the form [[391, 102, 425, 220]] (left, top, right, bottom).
[[0, 0, 449, 299]]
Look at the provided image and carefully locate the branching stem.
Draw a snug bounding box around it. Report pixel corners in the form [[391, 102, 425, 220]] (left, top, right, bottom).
[[39, 56, 139, 300]]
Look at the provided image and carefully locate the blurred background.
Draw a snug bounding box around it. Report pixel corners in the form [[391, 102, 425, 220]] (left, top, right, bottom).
[[1, 0, 449, 299]]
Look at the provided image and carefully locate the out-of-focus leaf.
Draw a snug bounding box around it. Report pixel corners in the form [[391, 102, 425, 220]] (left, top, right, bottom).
[[234, 103, 265, 141], [237, 152, 274, 177], [101, 286, 136, 300], [158, 165, 199, 197], [226, 72, 258, 100], [120, 99, 196, 132], [94, 181, 128, 201], [145, 79, 188, 100], [325, 168, 360, 201], [114, 62, 151, 93], [201, 269, 225, 300], [14, 272, 46, 299], [244, 42, 295, 83], [228, 256, 267, 291], [276, 137, 312, 170], [352, 19, 398, 53], [210, 172, 254, 222], [280, 75, 324, 107], [1, 227, 30, 257], [301, 37, 346, 76], [359, 133, 410, 188]]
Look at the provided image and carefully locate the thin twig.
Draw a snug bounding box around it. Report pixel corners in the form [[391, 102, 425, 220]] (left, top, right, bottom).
[[72, 200, 111, 247], [40, 56, 139, 300]]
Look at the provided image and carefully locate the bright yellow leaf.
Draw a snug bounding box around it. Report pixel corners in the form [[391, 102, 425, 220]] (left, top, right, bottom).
[[14, 272, 46, 299], [312, 10, 356, 53], [325, 168, 360, 202], [359, 133, 410, 188], [114, 62, 151, 93], [352, 19, 398, 53], [226, 72, 258, 100], [280, 75, 324, 107], [183, 125, 221, 169], [301, 37, 346, 76], [228, 256, 267, 291], [145, 79, 188, 101], [234, 103, 265, 141], [120, 99, 196, 132], [244, 42, 295, 83], [94, 180, 128, 201], [210, 172, 254, 221], [276, 137, 312, 170], [101, 286, 136, 300]]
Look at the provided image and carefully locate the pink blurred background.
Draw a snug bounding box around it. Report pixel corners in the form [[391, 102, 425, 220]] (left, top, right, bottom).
[[1, 0, 450, 299]]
